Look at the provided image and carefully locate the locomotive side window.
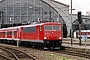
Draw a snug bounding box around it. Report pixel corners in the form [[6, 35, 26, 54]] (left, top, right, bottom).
[[24, 26, 36, 32]]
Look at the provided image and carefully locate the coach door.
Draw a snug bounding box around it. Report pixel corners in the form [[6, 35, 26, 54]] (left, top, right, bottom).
[[5, 32, 7, 39], [12, 31, 14, 40]]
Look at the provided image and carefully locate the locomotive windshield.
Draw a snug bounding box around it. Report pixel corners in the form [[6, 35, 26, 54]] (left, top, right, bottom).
[[45, 25, 60, 31]]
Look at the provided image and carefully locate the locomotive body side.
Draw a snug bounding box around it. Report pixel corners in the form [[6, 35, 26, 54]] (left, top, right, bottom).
[[20, 24, 44, 43]]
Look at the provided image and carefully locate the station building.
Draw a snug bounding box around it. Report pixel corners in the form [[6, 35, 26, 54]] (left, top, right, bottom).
[[0, 0, 73, 37]]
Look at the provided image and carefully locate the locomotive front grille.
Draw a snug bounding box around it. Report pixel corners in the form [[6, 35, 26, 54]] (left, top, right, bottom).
[[44, 40, 62, 47]]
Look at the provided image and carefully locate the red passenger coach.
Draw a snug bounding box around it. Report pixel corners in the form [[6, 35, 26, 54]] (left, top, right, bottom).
[[0, 22, 62, 49]]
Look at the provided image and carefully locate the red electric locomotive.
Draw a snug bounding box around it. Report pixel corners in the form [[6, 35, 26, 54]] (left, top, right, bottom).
[[0, 22, 62, 49]]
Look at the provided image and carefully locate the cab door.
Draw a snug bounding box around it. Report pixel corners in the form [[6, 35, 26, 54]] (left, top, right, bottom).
[[39, 25, 44, 40]]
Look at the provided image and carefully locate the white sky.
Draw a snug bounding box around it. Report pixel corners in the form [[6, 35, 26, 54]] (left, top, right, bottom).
[[55, 0, 90, 15]]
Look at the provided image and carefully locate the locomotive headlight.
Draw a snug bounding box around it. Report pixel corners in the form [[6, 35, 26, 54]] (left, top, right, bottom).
[[44, 37, 47, 39], [59, 37, 62, 39]]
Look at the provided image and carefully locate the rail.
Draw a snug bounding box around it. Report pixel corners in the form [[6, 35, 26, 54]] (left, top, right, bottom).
[[0, 46, 37, 60]]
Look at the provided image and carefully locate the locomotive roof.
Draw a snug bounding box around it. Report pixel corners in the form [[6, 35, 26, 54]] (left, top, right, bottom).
[[0, 22, 61, 31]]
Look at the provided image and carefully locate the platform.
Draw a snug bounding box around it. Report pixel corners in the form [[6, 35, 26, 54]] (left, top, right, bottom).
[[62, 38, 90, 50], [62, 44, 90, 50]]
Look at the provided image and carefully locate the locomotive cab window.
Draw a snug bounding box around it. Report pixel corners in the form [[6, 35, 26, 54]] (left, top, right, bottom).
[[53, 26, 60, 30], [45, 26, 52, 30], [44, 25, 60, 31]]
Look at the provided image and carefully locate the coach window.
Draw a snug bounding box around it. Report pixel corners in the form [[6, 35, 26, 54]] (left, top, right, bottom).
[[0, 32, 2, 35], [24, 27, 36, 32], [10, 31, 12, 35], [7, 32, 9, 35], [14, 31, 17, 36], [3, 32, 5, 35], [0, 32, 1, 35], [8, 32, 10, 35], [8, 32, 11, 35]]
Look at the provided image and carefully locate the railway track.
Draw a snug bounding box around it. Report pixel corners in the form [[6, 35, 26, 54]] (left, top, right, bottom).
[[0, 53, 12, 60], [62, 38, 90, 46], [0, 46, 37, 60], [0, 43, 90, 60], [56, 47, 90, 59], [62, 41, 90, 46]]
